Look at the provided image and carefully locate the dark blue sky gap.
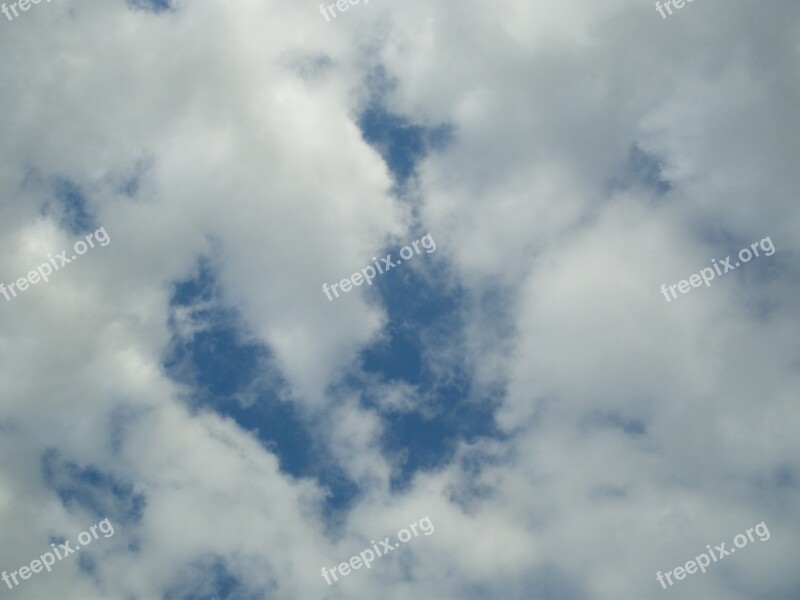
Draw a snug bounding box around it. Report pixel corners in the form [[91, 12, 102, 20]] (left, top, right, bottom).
[[51, 178, 95, 234], [118, 158, 152, 198], [164, 556, 267, 600], [345, 251, 506, 492], [610, 143, 672, 196], [357, 67, 454, 185], [351, 95, 505, 491], [358, 106, 454, 184], [164, 259, 359, 517], [41, 448, 146, 525], [127, 0, 173, 13]]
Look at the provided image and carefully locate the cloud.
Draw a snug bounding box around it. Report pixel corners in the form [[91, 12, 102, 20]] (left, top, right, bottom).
[[0, 0, 798, 598]]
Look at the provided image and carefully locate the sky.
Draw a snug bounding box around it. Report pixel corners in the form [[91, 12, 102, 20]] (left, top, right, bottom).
[[0, 0, 799, 599]]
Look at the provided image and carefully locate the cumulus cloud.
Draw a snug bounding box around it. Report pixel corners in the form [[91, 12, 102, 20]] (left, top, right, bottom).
[[0, 0, 798, 598]]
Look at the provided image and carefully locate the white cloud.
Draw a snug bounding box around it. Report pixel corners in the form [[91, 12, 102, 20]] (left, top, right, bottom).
[[0, 0, 798, 598]]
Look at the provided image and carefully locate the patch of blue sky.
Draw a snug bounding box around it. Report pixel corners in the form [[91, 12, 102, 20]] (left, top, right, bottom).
[[164, 259, 359, 517], [41, 448, 146, 525], [351, 85, 507, 489], [609, 143, 671, 196], [127, 0, 173, 13], [52, 178, 94, 234], [164, 556, 268, 600], [358, 67, 454, 186], [117, 158, 152, 199], [348, 250, 507, 491]]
